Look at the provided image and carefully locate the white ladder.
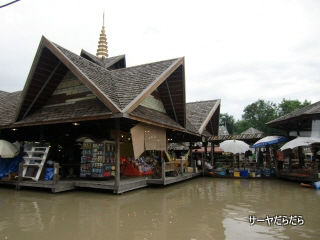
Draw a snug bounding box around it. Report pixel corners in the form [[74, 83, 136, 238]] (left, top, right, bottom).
[[22, 147, 50, 181]]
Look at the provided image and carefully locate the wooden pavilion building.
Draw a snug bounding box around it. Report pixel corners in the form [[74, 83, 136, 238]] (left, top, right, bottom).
[[0, 24, 220, 193], [267, 101, 320, 182]]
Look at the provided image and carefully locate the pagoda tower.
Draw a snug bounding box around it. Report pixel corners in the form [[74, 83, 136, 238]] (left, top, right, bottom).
[[96, 13, 108, 58]]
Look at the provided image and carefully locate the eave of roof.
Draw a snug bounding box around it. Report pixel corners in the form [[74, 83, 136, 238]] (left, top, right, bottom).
[[186, 99, 221, 135], [267, 100, 320, 127], [80, 49, 125, 69]]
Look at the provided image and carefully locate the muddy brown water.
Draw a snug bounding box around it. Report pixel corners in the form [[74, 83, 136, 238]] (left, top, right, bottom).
[[0, 178, 319, 240]]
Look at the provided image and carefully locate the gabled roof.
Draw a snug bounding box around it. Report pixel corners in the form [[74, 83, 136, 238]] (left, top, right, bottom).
[[14, 36, 185, 121], [112, 58, 183, 111], [267, 101, 320, 127], [241, 127, 263, 135], [80, 49, 126, 69], [186, 100, 221, 135], [0, 91, 21, 127], [9, 36, 186, 130]]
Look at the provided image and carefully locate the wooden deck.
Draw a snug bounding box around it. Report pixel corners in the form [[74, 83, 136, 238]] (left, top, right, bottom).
[[147, 172, 201, 185], [74, 177, 148, 194], [17, 180, 75, 193], [0, 172, 201, 194], [0, 179, 18, 187]]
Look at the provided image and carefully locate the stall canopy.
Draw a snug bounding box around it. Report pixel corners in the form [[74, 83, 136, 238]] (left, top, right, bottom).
[[280, 137, 320, 151], [219, 140, 250, 154], [130, 123, 166, 159], [0, 140, 19, 158], [252, 136, 287, 148]]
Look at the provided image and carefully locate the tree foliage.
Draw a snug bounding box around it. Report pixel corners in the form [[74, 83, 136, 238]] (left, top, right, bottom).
[[240, 99, 278, 134], [277, 99, 311, 117], [219, 113, 236, 134], [220, 99, 311, 135]]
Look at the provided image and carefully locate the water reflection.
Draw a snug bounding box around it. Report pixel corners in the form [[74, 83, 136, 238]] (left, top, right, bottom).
[[0, 179, 320, 240]]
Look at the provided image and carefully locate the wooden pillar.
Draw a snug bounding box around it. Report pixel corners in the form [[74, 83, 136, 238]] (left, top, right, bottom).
[[203, 142, 207, 176], [298, 146, 305, 168], [189, 142, 195, 173], [180, 159, 184, 176], [161, 151, 165, 183], [211, 142, 214, 167], [266, 146, 271, 169], [16, 162, 23, 190], [289, 150, 293, 171], [53, 163, 60, 185], [114, 119, 121, 194]]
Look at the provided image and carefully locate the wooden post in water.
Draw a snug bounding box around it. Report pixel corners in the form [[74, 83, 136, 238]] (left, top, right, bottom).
[[53, 163, 60, 185], [114, 119, 121, 194], [161, 151, 165, 184], [298, 146, 305, 168], [204, 142, 208, 176], [16, 162, 23, 190], [211, 142, 214, 167], [189, 142, 195, 173]]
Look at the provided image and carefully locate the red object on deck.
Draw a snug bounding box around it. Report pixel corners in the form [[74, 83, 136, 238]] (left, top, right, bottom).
[[120, 159, 153, 176]]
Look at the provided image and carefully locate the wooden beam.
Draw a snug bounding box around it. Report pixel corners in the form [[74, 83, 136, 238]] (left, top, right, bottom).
[[210, 119, 214, 135], [199, 100, 221, 134], [22, 62, 61, 119], [13, 114, 112, 128], [114, 118, 121, 194], [165, 80, 178, 123], [128, 115, 184, 132]]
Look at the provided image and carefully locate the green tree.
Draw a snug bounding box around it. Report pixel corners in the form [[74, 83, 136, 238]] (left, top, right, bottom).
[[234, 120, 251, 134], [219, 113, 236, 134], [241, 99, 278, 134], [277, 99, 311, 117]]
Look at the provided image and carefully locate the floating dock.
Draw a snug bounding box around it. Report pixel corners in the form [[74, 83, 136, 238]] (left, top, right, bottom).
[[0, 173, 201, 194]]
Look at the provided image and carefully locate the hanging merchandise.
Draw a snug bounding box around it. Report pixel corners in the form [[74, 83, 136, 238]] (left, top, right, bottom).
[[80, 140, 116, 178]]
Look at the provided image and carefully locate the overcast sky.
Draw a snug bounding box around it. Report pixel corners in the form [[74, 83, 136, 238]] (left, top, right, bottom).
[[1, 0, 320, 119]]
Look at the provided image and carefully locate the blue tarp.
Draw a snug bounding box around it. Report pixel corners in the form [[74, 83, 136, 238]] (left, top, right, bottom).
[[252, 136, 287, 148], [44, 168, 54, 181], [0, 153, 23, 178]]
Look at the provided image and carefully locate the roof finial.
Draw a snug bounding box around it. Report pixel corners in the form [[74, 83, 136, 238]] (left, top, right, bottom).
[[103, 11, 105, 27], [96, 12, 108, 58]]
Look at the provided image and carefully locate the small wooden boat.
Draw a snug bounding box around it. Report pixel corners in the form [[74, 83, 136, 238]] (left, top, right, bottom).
[[300, 182, 313, 188]]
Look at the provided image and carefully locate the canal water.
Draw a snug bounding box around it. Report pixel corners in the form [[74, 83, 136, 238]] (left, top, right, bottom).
[[0, 178, 319, 240]]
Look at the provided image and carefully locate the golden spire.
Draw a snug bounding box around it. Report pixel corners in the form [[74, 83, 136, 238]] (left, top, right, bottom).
[[96, 12, 108, 58]]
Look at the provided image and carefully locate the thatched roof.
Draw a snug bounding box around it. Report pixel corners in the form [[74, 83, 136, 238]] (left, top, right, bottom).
[[0, 36, 188, 132], [0, 91, 21, 127], [267, 101, 320, 130], [186, 100, 220, 135], [241, 127, 263, 135]]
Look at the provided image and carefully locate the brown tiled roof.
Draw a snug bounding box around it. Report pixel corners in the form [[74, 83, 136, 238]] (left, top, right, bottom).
[[0, 91, 21, 127], [267, 101, 320, 125], [130, 105, 184, 131], [186, 100, 219, 133], [80, 49, 125, 69], [14, 98, 111, 126], [53, 43, 121, 108], [3, 37, 187, 133], [241, 127, 263, 135], [54, 42, 179, 111], [111, 59, 179, 109]]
